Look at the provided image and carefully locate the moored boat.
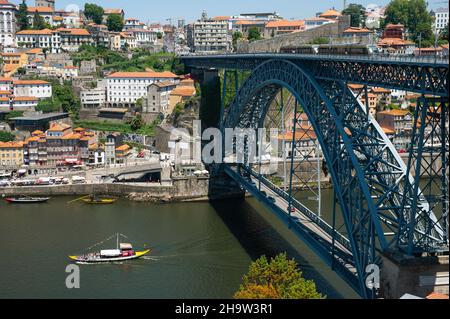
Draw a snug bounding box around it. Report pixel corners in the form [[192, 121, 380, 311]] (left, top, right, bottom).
[[5, 197, 50, 204], [69, 233, 150, 263], [81, 197, 117, 205]]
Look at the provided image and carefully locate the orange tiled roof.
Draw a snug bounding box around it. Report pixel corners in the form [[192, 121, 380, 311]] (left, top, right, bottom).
[[27, 48, 44, 54], [212, 16, 231, 21], [55, 28, 90, 36], [27, 6, 54, 13], [344, 27, 372, 33], [1, 52, 23, 57], [13, 96, 38, 101], [16, 28, 53, 35], [426, 293, 449, 299], [278, 127, 317, 141], [378, 109, 411, 116], [348, 83, 364, 90], [116, 144, 131, 151], [319, 9, 342, 18], [235, 20, 265, 26], [0, 141, 24, 148], [372, 87, 391, 94], [12, 80, 50, 85], [107, 71, 178, 79], [32, 130, 44, 136], [266, 20, 304, 28], [104, 9, 124, 14], [381, 126, 395, 135], [171, 86, 196, 97], [377, 38, 415, 46]]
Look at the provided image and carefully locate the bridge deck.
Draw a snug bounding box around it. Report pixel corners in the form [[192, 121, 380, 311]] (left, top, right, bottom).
[[224, 165, 360, 291]]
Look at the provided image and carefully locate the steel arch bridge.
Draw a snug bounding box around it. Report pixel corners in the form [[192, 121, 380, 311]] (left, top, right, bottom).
[[182, 54, 449, 298]]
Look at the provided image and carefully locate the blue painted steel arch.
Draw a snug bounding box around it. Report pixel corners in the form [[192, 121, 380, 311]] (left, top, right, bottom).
[[221, 59, 445, 298]]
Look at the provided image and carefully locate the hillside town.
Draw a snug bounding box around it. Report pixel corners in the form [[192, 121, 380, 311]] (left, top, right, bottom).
[[0, 0, 448, 186]]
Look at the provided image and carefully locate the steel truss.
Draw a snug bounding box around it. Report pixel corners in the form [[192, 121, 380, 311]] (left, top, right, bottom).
[[219, 59, 447, 298]]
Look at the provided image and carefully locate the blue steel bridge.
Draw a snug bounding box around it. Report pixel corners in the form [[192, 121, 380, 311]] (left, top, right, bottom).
[[181, 53, 449, 298]]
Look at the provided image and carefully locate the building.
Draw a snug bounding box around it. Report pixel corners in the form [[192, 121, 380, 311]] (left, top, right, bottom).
[[0, 52, 28, 77], [0, 0, 17, 47], [0, 96, 38, 112], [0, 141, 24, 167], [115, 144, 131, 164], [126, 29, 158, 47], [234, 20, 266, 39], [88, 143, 105, 166], [9, 112, 69, 131], [80, 86, 106, 109], [12, 80, 52, 99], [102, 9, 125, 24], [143, 81, 177, 115], [16, 28, 92, 53], [304, 17, 334, 30], [343, 27, 373, 40], [35, 0, 55, 9], [169, 86, 196, 111], [319, 9, 342, 20], [105, 133, 123, 165], [361, 92, 378, 117], [377, 24, 416, 55], [124, 18, 146, 30], [277, 127, 318, 159], [434, 7, 449, 32], [106, 71, 179, 108], [27, 6, 54, 27], [264, 20, 304, 38], [191, 12, 231, 53], [371, 87, 392, 110], [377, 109, 413, 149]]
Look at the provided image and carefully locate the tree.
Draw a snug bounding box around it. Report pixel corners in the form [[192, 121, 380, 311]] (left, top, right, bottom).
[[130, 113, 144, 131], [440, 23, 449, 41], [84, 3, 104, 25], [232, 31, 243, 50], [384, 0, 433, 45], [247, 27, 262, 42], [342, 3, 367, 27], [32, 10, 47, 30], [156, 32, 163, 39], [0, 131, 15, 142], [309, 37, 330, 44], [17, 0, 29, 31], [107, 14, 124, 32], [36, 98, 61, 113], [234, 253, 324, 299]]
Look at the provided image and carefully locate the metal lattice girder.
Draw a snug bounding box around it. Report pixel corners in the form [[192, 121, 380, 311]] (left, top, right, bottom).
[[182, 54, 449, 97], [400, 97, 449, 254], [220, 58, 445, 298]]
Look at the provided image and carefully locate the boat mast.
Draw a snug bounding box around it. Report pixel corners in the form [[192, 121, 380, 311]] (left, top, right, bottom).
[[116, 233, 119, 250]]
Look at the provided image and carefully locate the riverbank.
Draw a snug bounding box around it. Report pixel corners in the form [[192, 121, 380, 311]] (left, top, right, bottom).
[[0, 177, 208, 203]]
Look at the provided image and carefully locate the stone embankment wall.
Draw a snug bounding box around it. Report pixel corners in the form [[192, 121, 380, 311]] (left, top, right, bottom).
[[0, 177, 210, 203], [238, 15, 355, 53]]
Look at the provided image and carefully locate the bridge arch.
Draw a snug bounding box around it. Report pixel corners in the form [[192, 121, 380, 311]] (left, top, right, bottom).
[[222, 59, 443, 296]]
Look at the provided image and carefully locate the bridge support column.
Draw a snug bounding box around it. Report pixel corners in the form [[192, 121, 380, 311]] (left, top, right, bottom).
[[380, 251, 449, 299]]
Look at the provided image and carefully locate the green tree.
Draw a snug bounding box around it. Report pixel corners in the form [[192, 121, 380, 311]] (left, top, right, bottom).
[[17, 0, 30, 31], [36, 98, 61, 113], [156, 32, 163, 39], [32, 10, 48, 30], [440, 23, 449, 41], [247, 27, 262, 42], [107, 14, 124, 32], [384, 0, 433, 45], [130, 113, 144, 131], [84, 3, 104, 25], [309, 37, 330, 44], [5, 111, 24, 122], [342, 3, 367, 27], [232, 31, 243, 50], [234, 253, 324, 299], [0, 131, 15, 142]]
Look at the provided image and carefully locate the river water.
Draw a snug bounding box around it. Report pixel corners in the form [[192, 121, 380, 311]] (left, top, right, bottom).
[[0, 192, 359, 299]]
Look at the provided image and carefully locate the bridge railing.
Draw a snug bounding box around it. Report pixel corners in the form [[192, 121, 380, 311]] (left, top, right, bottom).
[[182, 52, 449, 66], [238, 164, 352, 252]]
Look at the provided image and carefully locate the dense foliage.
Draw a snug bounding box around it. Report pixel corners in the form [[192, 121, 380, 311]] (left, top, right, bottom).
[[0, 131, 15, 142], [342, 3, 367, 27], [74, 118, 160, 136], [248, 27, 262, 42], [32, 10, 50, 30], [383, 0, 433, 46], [234, 253, 324, 299], [107, 14, 124, 32], [17, 0, 29, 31], [84, 3, 104, 25]]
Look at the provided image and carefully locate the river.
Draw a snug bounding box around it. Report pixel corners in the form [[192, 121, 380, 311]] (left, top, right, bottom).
[[0, 191, 359, 299]]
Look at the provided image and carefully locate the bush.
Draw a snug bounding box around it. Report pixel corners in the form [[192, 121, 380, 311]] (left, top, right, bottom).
[[0, 131, 15, 142], [234, 253, 325, 299]]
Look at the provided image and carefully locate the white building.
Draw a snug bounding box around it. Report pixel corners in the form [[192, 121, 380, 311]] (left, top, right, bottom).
[[126, 29, 158, 47], [13, 80, 52, 99], [81, 82, 106, 108], [16, 28, 92, 53], [106, 71, 180, 108], [191, 12, 231, 53], [434, 7, 449, 32], [27, 6, 54, 27], [0, 0, 16, 47], [0, 96, 38, 112]]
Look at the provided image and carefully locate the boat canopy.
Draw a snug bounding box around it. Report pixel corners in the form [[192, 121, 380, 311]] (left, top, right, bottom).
[[100, 249, 121, 257], [120, 243, 133, 250]]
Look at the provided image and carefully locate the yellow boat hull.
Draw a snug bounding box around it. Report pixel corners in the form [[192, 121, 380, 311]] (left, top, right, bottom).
[[81, 198, 117, 204], [69, 249, 151, 263]]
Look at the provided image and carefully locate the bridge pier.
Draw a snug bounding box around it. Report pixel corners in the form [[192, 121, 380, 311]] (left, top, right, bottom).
[[380, 251, 449, 299]]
